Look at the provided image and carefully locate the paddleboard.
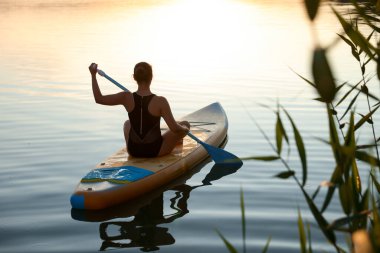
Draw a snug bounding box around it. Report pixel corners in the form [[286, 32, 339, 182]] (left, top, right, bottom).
[[70, 102, 228, 210]]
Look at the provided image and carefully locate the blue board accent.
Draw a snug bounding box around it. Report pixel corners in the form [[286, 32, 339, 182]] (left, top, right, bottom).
[[70, 194, 85, 209], [81, 165, 154, 184]]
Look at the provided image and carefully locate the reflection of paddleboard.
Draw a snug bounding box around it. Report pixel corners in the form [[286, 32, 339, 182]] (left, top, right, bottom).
[[70, 102, 228, 210]]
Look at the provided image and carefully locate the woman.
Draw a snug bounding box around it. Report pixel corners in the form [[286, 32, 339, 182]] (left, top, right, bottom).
[[89, 62, 190, 157]]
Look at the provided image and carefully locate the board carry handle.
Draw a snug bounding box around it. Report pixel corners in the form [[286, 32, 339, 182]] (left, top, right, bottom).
[[97, 68, 243, 166]]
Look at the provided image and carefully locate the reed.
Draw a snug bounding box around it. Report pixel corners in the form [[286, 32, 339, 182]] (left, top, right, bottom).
[[218, 0, 380, 252]]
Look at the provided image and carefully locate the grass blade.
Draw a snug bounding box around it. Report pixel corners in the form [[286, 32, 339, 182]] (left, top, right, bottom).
[[240, 188, 246, 253], [261, 236, 271, 253], [216, 230, 238, 253], [283, 108, 308, 186], [307, 222, 313, 253], [298, 208, 307, 253]]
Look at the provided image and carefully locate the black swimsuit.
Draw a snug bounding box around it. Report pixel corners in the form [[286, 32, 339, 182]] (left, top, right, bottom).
[[127, 93, 163, 157]]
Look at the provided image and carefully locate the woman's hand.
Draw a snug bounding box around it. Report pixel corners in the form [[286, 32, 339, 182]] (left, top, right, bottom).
[[179, 121, 190, 135], [89, 63, 98, 76]]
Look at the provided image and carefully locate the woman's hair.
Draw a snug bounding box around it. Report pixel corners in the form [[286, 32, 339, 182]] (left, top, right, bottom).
[[133, 62, 153, 84]]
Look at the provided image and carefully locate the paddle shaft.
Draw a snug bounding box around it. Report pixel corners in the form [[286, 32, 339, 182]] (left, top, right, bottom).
[[97, 69, 129, 92], [187, 131, 202, 144]]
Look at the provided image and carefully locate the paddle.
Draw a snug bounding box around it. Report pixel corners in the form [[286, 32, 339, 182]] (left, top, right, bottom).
[[97, 69, 243, 166], [187, 132, 242, 166], [97, 69, 129, 92]]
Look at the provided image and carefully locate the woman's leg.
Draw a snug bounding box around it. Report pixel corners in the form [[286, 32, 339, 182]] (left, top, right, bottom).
[[158, 121, 190, 156], [123, 120, 131, 148]]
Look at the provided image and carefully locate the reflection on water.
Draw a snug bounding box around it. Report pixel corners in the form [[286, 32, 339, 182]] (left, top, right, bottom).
[[99, 194, 177, 252], [72, 162, 242, 251]]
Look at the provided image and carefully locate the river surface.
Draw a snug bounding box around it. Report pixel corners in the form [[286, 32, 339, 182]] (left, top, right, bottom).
[[1, 0, 379, 252]]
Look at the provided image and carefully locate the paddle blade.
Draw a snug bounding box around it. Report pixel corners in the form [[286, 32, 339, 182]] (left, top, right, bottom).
[[200, 142, 243, 167]]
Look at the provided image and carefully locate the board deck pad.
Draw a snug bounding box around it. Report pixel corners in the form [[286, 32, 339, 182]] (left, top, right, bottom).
[[81, 166, 154, 184]]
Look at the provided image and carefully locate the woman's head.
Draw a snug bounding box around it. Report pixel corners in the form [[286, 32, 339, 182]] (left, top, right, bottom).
[[133, 62, 153, 85]]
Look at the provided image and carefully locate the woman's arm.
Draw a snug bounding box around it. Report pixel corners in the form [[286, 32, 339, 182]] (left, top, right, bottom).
[[89, 63, 130, 106], [160, 97, 189, 134]]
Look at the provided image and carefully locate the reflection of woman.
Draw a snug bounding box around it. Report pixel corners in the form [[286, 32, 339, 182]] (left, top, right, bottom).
[[89, 62, 189, 157], [99, 185, 191, 252]]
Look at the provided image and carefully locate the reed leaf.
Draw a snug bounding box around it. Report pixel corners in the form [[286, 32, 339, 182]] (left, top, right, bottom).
[[243, 156, 280, 161], [292, 69, 316, 88], [332, 7, 375, 59], [370, 173, 380, 194], [348, 79, 380, 102], [371, 196, 380, 249], [336, 82, 347, 93], [355, 150, 380, 167], [357, 143, 380, 150], [321, 165, 342, 213], [312, 48, 337, 103], [298, 209, 307, 253], [335, 79, 361, 107], [337, 33, 360, 62], [354, 105, 380, 131], [276, 113, 284, 155], [312, 185, 321, 200], [275, 111, 289, 155], [284, 109, 308, 186], [363, 56, 372, 68], [304, 0, 320, 21], [261, 236, 271, 253], [300, 186, 337, 245], [328, 211, 370, 230], [339, 89, 360, 121], [274, 170, 295, 179], [339, 179, 353, 215], [358, 113, 373, 124], [347, 82, 380, 102], [344, 112, 356, 151], [216, 230, 238, 253], [352, 159, 362, 195], [328, 104, 342, 164], [351, 0, 380, 33]]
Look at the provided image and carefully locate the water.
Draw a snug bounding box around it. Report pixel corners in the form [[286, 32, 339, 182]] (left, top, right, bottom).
[[1, 0, 379, 252]]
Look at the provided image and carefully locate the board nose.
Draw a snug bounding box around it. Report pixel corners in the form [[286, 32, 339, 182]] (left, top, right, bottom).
[[70, 194, 85, 209]]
